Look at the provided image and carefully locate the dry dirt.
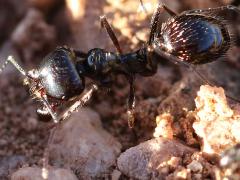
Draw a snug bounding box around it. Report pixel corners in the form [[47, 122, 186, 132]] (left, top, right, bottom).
[[0, 0, 240, 179]]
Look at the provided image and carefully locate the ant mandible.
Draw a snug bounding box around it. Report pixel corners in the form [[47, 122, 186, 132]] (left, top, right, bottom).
[[1, 4, 239, 128]]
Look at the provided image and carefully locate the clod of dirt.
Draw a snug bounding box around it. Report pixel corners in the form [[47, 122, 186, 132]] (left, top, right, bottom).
[[157, 71, 201, 118], [111, 169, 122, 180], [48, 108, 122, 179], [187, 160, 203, 173], [153, 113, 174, 139], [193, 85, 240, 155], [117, 137, 195, 179], [11, 166, 78, 180]]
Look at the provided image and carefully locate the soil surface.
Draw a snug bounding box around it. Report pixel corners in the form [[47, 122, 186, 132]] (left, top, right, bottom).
[[0, 0, 240, 179]]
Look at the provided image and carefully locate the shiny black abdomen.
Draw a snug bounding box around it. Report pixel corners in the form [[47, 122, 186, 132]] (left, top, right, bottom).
[[159, 14, 230, 64], [38, 48, 84, 100]]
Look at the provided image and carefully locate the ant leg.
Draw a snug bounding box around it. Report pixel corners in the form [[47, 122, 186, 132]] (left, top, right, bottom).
[[148, 4, 177, 45], [39, 84, 98, 123], [184, 5, 240, 19], [188, 65, 240, 103], [127, 75, 136, 128], [42, 124, 58, 179], [0, 56, 61, 122], [61, 84, 98, 120], [100, 15, 123, 54], [153, 47, 240, 103], [40, 95, 59, 123]]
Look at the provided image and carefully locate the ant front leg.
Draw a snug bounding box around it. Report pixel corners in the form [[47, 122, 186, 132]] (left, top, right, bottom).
[[42, 124, 58, 179], [100, 15, 123, 54], [61, 84, 99, 120], [39, 94, 59, 123], [38, 85, 98, 122], [126, 75, 136, 128], [148, 4, 177, 45]]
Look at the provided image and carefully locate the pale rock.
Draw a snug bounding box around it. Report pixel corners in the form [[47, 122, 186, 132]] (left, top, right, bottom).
[[11, 167, 77, 180], [117, 137, 195, 179], [49, 108, 122, 179], [187, 160, 203, 173], [193, 85, 240, 155]]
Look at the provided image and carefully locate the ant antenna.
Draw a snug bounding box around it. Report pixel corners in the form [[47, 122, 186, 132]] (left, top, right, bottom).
[[0, 56, 27, 76]]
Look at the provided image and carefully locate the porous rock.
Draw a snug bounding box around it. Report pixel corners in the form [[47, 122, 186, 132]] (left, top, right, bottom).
[[193, 85, 240, 155], [11, 166, 78, 180], [117, 137, 195, 179], [49, 108, 122, 179]]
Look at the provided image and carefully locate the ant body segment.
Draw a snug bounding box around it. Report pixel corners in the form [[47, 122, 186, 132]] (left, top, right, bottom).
[[1, 4, 239, 128]]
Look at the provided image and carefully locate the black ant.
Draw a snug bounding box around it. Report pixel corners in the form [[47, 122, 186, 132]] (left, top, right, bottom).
[[1, 4, 240, 128]]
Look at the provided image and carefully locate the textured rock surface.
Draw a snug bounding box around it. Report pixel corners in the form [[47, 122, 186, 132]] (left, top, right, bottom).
[[49, 108, 122, 179], [11, 167, 78, 180], [117, 137, 195, 179], [193, 85, 240, 155]]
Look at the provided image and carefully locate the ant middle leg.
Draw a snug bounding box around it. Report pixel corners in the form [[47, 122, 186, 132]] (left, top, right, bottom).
[[126, 75, 136, 128], [100, 15, 123, 54], [148, 4, 177, 45]]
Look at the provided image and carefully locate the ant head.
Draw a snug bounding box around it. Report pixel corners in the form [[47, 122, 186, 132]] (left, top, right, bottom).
[[0, 52, 86, 123], [37, 47, 85, 101], [0, 56, 58, 121]]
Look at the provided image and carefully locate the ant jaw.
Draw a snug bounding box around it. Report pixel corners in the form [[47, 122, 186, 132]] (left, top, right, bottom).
[[23, 78, 30, 86], [27, 69, 40, 79]]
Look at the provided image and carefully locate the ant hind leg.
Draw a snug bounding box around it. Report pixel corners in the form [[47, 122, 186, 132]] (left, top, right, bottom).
[[148, 4, 178, 45], [153, 47, 240, 104]]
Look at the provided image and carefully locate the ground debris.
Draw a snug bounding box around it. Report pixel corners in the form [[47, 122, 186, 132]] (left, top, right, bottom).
[[153, 113, 174, 139]]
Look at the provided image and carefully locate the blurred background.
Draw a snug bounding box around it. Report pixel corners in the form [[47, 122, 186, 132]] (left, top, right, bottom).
[[0, 0, 240, 178]]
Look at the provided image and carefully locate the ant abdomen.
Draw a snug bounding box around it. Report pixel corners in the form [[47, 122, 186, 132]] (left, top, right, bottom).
[[157, 14, 231, 64], [38, 47, 85, 100]]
